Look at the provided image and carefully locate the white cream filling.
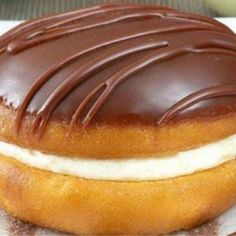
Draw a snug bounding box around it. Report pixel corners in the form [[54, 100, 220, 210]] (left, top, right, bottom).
[[0, 135, 235, 181]]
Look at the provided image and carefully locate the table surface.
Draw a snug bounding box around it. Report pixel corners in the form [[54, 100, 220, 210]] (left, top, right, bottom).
[[0, 0, 221, 20]]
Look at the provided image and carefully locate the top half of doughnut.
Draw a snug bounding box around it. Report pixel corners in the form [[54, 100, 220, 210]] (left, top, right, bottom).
[[0, 3, 236, 157]]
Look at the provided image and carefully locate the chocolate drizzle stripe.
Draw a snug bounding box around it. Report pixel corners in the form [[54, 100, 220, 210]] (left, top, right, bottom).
[[68, 44, 236, 129], [43, 11, 232, 39], [70, 83, 107, 129], [194, 38, 236, 52], [72, 47, 188, 128], [3, 3, 156, 44], [17, 32, 236, 136], [6, 13, 223, 54], [46, 5, 175, 30], [34, 10, 174, 40], [6, 12, 164, 54], [32, 41, 168, 136], [168, 12, 233, 33], [1, 3, 173, 44], [15, 25, 221, 134], [158, 86, 236, 125], [0, 48, 4, 55], [0, 5, 103, 50], [0, 5, 174, 54], [34, 37, 236, 136], [195, 48, 236, 57], [4, 7, 232, 55], [0, 3, 236, 137]]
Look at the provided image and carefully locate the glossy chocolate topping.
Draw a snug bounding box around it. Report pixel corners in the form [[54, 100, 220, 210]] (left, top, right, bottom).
[[0, 3, 236, 137]]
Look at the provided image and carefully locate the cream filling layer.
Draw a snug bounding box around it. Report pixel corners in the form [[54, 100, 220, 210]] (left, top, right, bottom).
[[0, 135, 235, 181]]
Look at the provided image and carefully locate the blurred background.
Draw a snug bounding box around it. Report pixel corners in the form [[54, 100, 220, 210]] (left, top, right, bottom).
[[0, 0, 235, 20]]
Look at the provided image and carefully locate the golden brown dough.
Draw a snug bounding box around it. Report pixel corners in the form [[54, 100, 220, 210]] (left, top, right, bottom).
[[0, 104, 236, 158], [0, 154, 235, 235]]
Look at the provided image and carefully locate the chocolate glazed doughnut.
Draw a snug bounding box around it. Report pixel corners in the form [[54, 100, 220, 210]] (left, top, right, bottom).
[[0, 3, 236, 235]]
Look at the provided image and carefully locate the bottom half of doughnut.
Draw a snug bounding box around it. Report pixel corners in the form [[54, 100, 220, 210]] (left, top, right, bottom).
[[0, 154, 235, 235]]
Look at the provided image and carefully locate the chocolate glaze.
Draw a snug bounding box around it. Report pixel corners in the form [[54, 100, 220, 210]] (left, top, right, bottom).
[[0, 3, 236, 137]]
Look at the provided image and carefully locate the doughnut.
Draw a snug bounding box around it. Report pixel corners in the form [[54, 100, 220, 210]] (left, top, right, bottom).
[[0, 3, 236, 234]]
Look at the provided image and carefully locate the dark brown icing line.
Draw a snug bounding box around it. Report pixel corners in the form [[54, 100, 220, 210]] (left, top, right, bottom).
[[1, 4, 174, 55], [0, 3, 235, 137], [158, 85, 236, 125], [15, 26, 227, 135], [4, 5, 233, 55], [21, 36, 236, 137]]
